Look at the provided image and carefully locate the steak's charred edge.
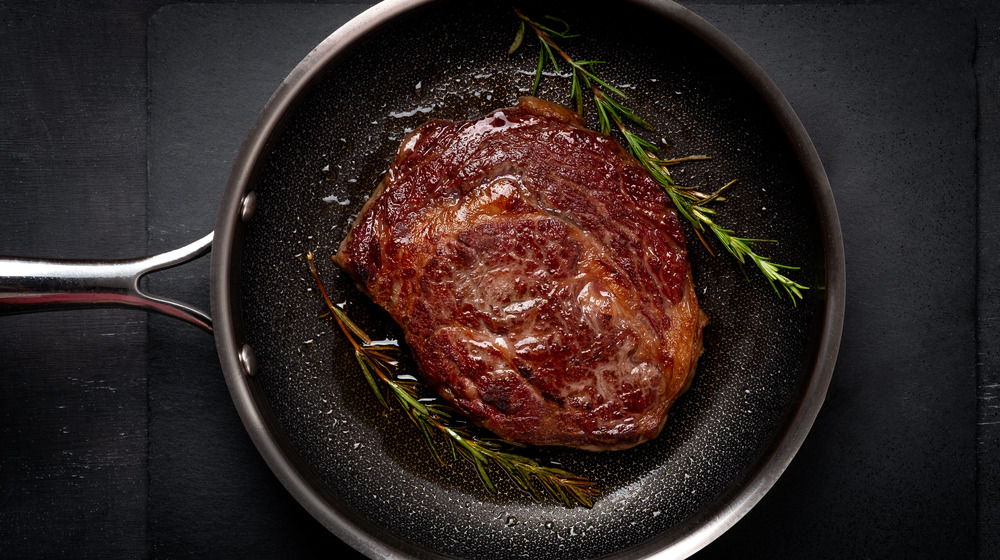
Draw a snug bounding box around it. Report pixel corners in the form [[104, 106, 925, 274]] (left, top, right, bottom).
[[335, 97, 706, 451], [334, 179, 384, 293]]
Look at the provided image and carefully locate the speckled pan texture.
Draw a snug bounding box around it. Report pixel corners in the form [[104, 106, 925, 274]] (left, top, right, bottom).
[[224, 0, 841, 558]]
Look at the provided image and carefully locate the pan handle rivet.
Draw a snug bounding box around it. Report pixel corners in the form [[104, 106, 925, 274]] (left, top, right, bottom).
[[240, 191, 258, 223], [239, 344, 259, 377]]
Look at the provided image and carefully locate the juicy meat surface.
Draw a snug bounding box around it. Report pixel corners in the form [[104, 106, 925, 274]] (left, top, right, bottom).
[[335, 97, 706, 451]]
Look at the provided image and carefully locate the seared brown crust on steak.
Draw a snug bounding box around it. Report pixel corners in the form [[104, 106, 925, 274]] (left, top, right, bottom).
[[335, 97, 706, 451]]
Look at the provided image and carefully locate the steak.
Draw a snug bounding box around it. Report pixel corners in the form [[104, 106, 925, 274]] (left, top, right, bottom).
[[335, 97, 706, 451]]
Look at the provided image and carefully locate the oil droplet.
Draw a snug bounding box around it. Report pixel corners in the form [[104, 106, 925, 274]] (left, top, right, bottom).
[[389, 105, 435, 119], [322, 193, 351, 206]]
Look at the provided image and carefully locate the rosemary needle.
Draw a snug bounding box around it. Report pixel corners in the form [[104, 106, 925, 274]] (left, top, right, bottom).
[[511, 9, 809, 304], [306, 252, 599, 508]]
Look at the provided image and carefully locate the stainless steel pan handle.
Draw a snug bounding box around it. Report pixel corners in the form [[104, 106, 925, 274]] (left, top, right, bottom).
[[0, 232, 214, 332]]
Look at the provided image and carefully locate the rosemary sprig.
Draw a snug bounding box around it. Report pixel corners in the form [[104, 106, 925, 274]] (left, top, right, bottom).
[[512, 9, 808, 303], [306, 252, 599, 508]]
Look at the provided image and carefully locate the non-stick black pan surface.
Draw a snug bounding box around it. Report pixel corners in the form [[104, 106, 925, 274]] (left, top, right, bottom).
[[212, 0, 844, 558]]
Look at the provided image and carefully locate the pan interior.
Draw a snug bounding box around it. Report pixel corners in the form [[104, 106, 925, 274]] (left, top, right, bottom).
[[237, 1, 823, 558]]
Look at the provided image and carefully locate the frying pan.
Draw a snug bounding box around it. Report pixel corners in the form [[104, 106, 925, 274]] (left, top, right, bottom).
[[0, 0, 845, 558]]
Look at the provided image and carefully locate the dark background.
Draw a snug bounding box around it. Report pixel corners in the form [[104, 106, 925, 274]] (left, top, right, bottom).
[[1, 0, 996, 558]]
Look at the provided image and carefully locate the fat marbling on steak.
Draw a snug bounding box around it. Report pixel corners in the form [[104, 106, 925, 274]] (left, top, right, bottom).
[[335, 97, 706, 451]]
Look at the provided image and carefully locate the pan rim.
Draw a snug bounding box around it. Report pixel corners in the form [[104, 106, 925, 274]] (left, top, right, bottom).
[[210, 0, 846, 558]]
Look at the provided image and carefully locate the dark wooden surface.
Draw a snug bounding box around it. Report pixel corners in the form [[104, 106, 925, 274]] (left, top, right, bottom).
[[1, 1, 996, 558]]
